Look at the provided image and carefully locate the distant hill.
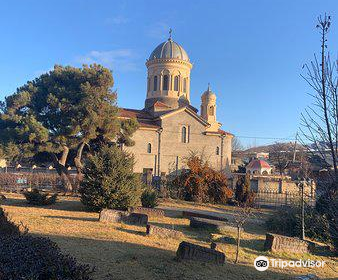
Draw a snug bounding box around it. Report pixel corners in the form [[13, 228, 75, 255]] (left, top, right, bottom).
[[244, 142, 304, 153]]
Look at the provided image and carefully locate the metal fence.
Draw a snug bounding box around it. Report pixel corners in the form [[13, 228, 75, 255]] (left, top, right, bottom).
[[253, 191, 316, 208], [0, 172, 79, 192]]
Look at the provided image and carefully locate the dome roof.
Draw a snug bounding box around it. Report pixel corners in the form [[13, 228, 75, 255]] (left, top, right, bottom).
[[246, 159, 272, 170], [202, 84, 216, 99], [149, 38, 189, 61]]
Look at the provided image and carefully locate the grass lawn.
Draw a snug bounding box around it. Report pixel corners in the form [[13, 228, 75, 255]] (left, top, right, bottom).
[[1, 193, 337, 280]]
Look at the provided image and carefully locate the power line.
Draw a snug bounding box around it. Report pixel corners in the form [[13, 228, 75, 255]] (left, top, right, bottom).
[[153, 129, 297, 141]]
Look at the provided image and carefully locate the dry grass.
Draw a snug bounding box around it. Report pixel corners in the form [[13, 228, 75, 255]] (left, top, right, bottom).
[[1, 193, 337, 280]]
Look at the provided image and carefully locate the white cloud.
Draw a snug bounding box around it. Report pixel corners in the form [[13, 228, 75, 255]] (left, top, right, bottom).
[[76, 49, 139, 72]]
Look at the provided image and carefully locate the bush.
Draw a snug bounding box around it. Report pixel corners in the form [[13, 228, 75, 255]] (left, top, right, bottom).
[[23, 189, 58, 205], [79, 145, 142, 211], [0, 207, 28, 236], [141, 188, 158, 208], [0, 234, 93, 280], [266, 204, 332, 244], [171, 153, 233, 204]]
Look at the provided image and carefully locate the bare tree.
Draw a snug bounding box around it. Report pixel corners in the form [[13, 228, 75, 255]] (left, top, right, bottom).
[[232, 137, 243, 152], [232, 198, 256, 264], [300, 14, 338, 250], [269, 142, 293, 176]]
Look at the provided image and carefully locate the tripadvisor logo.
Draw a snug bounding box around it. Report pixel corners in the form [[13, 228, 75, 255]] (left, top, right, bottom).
[[254, 256, 269, 271], [254, 256, 325, 271]]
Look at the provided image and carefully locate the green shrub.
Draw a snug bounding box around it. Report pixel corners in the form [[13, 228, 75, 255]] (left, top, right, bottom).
[[79, 144, 142, 211], [266, 204, 332, 244], [141, 188, 158, 208], [0, 234, 93, 280], [23, 188, 58, 205]]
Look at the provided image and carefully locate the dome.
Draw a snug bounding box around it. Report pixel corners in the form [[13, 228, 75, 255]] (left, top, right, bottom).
[[202, 84, 216, 99], [149, 38, 189, 61]]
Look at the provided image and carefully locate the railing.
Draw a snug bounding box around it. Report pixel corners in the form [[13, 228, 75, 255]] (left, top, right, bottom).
[[253, 190, 316, 208], [0, 172, 79, 192]]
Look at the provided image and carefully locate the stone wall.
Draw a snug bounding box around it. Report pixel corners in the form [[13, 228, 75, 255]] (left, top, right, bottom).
[[264, 233, 310, 253], [176, 241, 225, 264], [99, 209, 125, 223], [146, 224, 183, 239], [129, 207, 165, 217], [189, 217, 240, 233], [182, 210, 228, 222], [99, 209, 148, 226]]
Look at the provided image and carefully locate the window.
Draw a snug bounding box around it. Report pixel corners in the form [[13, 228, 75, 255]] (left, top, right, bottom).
[[181, 126, 187, 143], [153, 76, 158, 91], [209, 106, 215, 116], [147, 143, 152, 153], [174, 76, 179, 91], [216, 146, 220, 155], [147, 78, 150, 92], [163, 75, 169, 90], [183, 78, 187, 93]]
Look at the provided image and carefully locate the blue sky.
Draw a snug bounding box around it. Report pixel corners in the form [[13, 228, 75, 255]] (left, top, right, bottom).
[[0, 0, 337, 147]]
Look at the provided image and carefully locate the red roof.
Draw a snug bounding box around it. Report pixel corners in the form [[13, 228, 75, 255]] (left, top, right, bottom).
[[247, 159, 271, 170], [118, 108, 160, 129]]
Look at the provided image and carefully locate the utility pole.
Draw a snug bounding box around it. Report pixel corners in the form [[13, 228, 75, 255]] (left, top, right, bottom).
[[220, 134, 225, 172], [293, 132, 298, 162], [157, 127, 163, 177], [298, 178, 305, 240]]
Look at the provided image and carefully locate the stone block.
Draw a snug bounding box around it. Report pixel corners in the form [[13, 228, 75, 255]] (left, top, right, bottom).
[[129, 206, 165, 217], [125, 213, 148, 225], [99, 209, 148, 226], [189, 217, 241, 233], [176, 241, 225, 264], [146, 224, 183, 238], [99, 209, 126, 223], [264, 233, 310, 254], [182, 210, 228, 222]]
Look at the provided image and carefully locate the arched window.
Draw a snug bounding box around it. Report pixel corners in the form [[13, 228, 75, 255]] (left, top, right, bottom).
[[174, 76, 179, 91], [181, 126, 187, 143], [147, 78, 150, 92], [147, 143, 152, 153], [153, 76, 158, 91], [163, 75, 169, 90], [216, 146, 220, 155], [209, 106, 215, 116], [183, 78, 187, 93]]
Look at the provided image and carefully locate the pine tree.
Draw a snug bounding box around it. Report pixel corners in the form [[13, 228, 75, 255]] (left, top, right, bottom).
[[79, 145, 142, 211]]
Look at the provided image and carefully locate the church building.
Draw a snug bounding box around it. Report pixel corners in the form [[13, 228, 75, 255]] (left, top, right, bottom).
[[120, 32, 233, 176]]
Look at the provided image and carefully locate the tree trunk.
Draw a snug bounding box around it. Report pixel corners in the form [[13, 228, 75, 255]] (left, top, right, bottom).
[[51, 146, 73, 192], [320, 27, 338, 179], [74, 142, 86, 175], [235, 225, 241, 263]]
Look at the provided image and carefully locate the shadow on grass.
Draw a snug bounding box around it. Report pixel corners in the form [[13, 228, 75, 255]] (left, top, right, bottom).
[[149, 221, 215, 242], [1, 196, 87, 212], [116, 226, 147, 237], [43, 215, 98, 222], [29, 233, 299, 280]]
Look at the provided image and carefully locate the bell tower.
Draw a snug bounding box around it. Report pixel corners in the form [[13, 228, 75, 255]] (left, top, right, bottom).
[[201, 84, 221, 131], [145, 31, 192, 110]]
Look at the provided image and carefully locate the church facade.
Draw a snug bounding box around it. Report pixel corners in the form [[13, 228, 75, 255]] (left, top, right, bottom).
[[120, 34, 233, 175]]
